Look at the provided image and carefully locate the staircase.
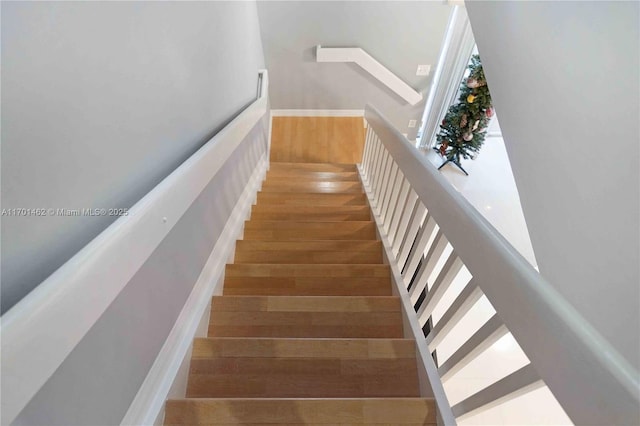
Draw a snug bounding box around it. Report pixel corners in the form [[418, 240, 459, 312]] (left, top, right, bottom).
[[164, 162, 436, 425]]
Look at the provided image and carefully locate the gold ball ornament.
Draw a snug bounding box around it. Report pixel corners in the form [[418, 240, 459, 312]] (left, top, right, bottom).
[[467, 94, 476, 103]]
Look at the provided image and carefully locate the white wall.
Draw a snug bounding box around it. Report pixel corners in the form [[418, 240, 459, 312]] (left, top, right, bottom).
[[256, 1, 452, 139], [1, 1, 265, 313], [466, 1, 639, 371], [11, 126, 268, 425]]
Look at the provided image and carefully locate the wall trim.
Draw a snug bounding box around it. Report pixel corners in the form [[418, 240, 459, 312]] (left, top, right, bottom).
[[271, 109, 364, 117], [316, 46, 423, 106], [121, 153, 268, 426]]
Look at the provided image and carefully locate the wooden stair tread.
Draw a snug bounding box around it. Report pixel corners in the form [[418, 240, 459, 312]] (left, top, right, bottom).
[[256, 192, 368, 206], [266, 170, 360, 181], [250, 204, 370, 214], [186, 338, 419, 398], [187, 364, 419, 398], [208, 309, 403, 338], [249, 205, 371, 222], [224, 264, 391, 296], [191, 337, 416, 359], [234, 240, 383, 264], [260, 181, 363, 193], [225, 263, 391, 277], [250, 212, 371, 222], [211, 296, 400, 312], [236, 240, 382, 251], [223, 277, 391, 296], [164, 398, 437, 425], [264, 177, 361, 186], [243, 221, 377, 241], [269, 162, 357, 172]]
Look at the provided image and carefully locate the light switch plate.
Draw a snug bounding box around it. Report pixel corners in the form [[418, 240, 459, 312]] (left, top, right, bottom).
[[416, 64, 431, 76], [408, 119, 417, 128]]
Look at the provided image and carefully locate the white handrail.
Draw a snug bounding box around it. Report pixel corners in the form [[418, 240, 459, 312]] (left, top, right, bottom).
[[362, 104, 639, 425], [316, 46, 423, 106], [0, 71, 269, 425]]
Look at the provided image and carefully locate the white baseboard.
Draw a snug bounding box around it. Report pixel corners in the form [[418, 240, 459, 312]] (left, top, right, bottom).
[[270, 109, 364, 117], [121, 153, 267, 426]]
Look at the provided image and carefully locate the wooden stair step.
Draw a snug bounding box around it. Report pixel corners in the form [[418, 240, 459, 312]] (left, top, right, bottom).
[[225, 263, 391, 278], [209, 296, 402, 338], [260, 181, 363, 194], [191, 337, 415, 359], [257, 192, 368, 206], [270, 162, 357, 172], [250, 212, 370, 222], [223, 276, 391, 296], [164, 397, 437, 425], [235, 240, 382, 264], [224, 264, 391, 296], [243, 221, 377, 241], [250, 210, 370, 222], [266, 170, 360, 181], [211, 296, 400, 312], [265, 177, 361, 187], [186, 338, 419, 398], [208, 313, 403, 338], [251, 205, 370, 214]]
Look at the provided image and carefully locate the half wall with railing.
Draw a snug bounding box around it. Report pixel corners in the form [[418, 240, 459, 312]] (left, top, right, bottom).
[[2, 71, 271, 426], [359, 104, 639, 425]]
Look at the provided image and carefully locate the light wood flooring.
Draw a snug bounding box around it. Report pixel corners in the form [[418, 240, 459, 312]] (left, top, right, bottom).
[[270, 117, 365, 164]]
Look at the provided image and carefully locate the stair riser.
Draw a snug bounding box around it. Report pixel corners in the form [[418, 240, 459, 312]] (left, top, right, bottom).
[[234, 251, 382, 264], [243, 222, 377, 241], [208, 326, 403, 338], [186, 358, 419, 397], [236, 240, 381, 251], [210, 296, 400, 313], [211, 296, 399, 312], [225, 264, 391, 278], [260, 181, 363, 193], [223, 277, 391, 296], [186, 376, 418, 398], [192, 338, 416, 359], [257, 192, 368, 206], [250, 212, 371, 222], [208, 312, 403, 338], [269, 162, 357, 172], [235, 240, 383, 264], [251, 205, 370, 214], [266, 171, 360, 181], [164, 398, 437, 424]]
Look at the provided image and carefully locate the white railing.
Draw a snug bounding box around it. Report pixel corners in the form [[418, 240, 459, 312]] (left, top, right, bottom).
[[359, 104, 639, 425], [316, 46, 423, 106], [1, 71, 269, 426]]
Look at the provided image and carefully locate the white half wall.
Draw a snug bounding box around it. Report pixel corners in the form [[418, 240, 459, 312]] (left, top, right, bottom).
[[466, 1, 640, 370]]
